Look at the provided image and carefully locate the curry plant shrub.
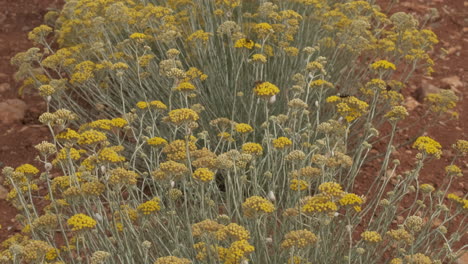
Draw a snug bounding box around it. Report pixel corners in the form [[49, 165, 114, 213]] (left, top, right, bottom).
[[2, 0, 466, 264]]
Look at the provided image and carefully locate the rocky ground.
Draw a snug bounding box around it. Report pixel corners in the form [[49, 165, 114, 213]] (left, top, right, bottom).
[[0, 0, 466, 261]]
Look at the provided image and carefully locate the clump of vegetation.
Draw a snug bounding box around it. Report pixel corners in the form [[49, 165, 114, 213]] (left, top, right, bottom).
[[2, 0, 465, 263]]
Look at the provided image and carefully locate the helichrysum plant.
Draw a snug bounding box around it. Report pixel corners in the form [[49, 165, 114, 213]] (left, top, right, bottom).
[[2, 0, 466, 264]]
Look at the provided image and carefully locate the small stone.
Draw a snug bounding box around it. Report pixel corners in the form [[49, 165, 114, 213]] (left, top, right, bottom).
[[0, 185, 8, 200], [441, 75, 463, 90], [0, 82, 11, 92], [0, 73, 8, 81], [414, 80, 441, 102], [0, 99, 27, 124], [404, 96, 420, 111], [457, 252, 468, 264]]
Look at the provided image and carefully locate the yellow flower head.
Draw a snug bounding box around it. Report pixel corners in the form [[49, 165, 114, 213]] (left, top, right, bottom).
[[15, 164, 40, 175], [242, 142, 263, 155], [290, 179, 308, 191], [138, 198, 161, 215], [318, 182, 344, 198], [339, 193, 364, 212], [147, 137, 168, 147], [253, 81, 280, 98], [136, 101, 149, 109], [371, 60, 396, 71], [167, 108, 199, 125], [272, 137, 293, 149], [242, 196, 275, 218], [111, 118, 128, 128], [361, 231, 382, 243], [150, 100, 168, 110], [235, 123, 253, 133], [445, 165, 462, 177], [281, 229, 317, 249], [216, 223, 250, 241], [67, 214, 96, 231], [78, 129, 107, 145], [301, 195, 338, 214], [234, 38, 255, 49], [452, 140, 468, 155], [193, 168, 215, 182], [412, 136, 442, 158], [326, 96, 368, 122], [153, 256, 191, 264], [175, 82, 196, 92], [251, 54, 267, 63], [254, 22, 274, 38], [385, 106, 408, 122]]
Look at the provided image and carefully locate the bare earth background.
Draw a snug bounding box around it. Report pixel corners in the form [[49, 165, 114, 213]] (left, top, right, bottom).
[[0, 0, 466, 260]]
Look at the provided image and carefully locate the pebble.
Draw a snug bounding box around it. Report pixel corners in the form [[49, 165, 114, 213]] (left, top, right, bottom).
[[0, 185, 8, 200], [0, 98, 27, 124], [0, 82, 11, 92]]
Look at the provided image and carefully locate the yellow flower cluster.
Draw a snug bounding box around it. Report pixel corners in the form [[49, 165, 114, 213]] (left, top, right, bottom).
[[98, 146, 125, 163], [67, 214, 97, 231], [193, 168, 215, 182], [339, 193, 364, 212], [447, 193, 468, 209], [222, 239, 255, 264], [371, 60, 396, 71], [420, 184, 435, 193], [290, 179, 308, 191], [281, 229, 318, 249], [136, 101, 149, 109], [385, 106, 409, 122], [272, 137, 293, 149], [253, 82, 280, 98], [28, 24, 53, 43], [404, 253, 432, 264], [386, 228, 414, 244], [56, 128, 80, 142], [301, 195, 338, 213], [187, 30, 212, 43], [216, 223, 250, 241], [412, 136, 442, 158], [326, 96, 369, 122], [159, 160, 189, 177], [241, 142, 263, 155], [108, 167, 139, 186], [445, 165, 462, 177], [78, 129, 107, 145], [235, 123, 253, 133], [254, 22, 274, 38], [309, 79, 334, 89], [150, 100, 168, 110], [153, 256, 191, 264], [452, 139, 468, 155], [175, 82, 196, 92], [192, 219, 224, 237], [425, 90, 458, 114], [318, 182, 344, 198], [70, 61, 95, 84], [15, 164, 39, 175], [130, 32, 150, 41], [163, 139, 197, 161], [242, 196, 275, 218], [361, 231, 382, 243], [234, 38, 255, 49], [167, 108, 199, 125], [251, 54, 267, 63], [147, 137, 168, 147], [138, 198, 161, 215]]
